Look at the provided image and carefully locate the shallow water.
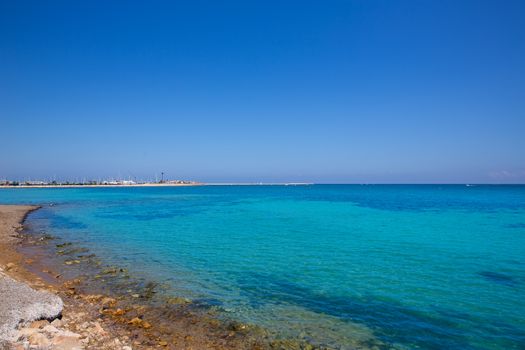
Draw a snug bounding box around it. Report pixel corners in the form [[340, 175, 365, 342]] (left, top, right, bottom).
[[1, 185, 525, 349]]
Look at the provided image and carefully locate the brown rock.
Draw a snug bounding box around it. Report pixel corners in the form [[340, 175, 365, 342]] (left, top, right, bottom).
[[29, 320, 50, 329], [128, 317, 142, 326], [112, 308, 126, 316], [84, 294, 103, 303], [5, 262, 16, 271], [101, 297, 117, 307]]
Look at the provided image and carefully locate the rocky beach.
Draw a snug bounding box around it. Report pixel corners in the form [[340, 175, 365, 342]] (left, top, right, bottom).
[[0, 205, 138, 349], [0, 205, 315, 350]]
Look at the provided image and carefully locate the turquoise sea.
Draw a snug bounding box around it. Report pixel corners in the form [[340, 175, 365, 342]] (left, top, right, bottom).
[[1, 185, 524, 349]]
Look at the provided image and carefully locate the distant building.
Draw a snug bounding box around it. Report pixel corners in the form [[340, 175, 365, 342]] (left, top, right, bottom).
[[120, 180, 136, 185], [101, 180, 119, 185], [25, 181, 48, 185], [101, 180, 136, 185], [166, 180, 196, 185]]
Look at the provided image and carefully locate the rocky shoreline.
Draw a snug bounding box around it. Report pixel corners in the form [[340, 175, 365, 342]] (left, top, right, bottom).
[[0, 205, 326, 350], [0, 205, 139, 350]]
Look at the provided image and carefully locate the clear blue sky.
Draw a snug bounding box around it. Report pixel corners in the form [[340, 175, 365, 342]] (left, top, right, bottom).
[[1, 1, 524, 183]]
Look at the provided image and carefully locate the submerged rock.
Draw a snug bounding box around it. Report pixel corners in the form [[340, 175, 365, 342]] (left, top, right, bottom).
[[166, 296, 191, 305]]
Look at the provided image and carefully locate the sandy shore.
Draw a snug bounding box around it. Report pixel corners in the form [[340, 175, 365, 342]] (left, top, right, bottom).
[[0, 205, 311, 350]]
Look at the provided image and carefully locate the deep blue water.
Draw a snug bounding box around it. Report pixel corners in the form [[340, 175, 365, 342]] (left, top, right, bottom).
[[1, 185, 524, 349]]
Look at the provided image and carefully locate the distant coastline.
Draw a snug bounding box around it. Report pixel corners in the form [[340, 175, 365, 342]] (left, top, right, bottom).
[[0, 183, 202, 188], [0, 182, 316, 188], [0, 178, 202, 188]]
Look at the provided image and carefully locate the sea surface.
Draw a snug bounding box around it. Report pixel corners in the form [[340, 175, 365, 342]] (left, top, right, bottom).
[[1, 185, 524, 349]]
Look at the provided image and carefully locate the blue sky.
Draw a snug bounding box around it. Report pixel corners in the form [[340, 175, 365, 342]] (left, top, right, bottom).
[[1, 1, 524, 183]]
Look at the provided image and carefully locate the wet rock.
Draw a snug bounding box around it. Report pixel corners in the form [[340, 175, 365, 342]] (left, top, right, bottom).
[[128, 317, 143, 327], [269, 339, 305, 350], [166, 296, 191, 305], [143, 281, 158, 299], [59, 247, 89, 257], [228, 321, 249, 332], [101, 266, 127, 275], [112, 308, 126, 316], [101, 297, 117, 307], [38, 233, 55, 241]]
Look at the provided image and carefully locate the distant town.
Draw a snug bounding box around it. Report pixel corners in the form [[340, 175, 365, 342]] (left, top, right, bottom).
[[0, 178, 200, 187]]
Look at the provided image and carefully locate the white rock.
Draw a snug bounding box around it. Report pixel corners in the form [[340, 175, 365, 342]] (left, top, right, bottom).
[[0, 272, 63, 342]]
